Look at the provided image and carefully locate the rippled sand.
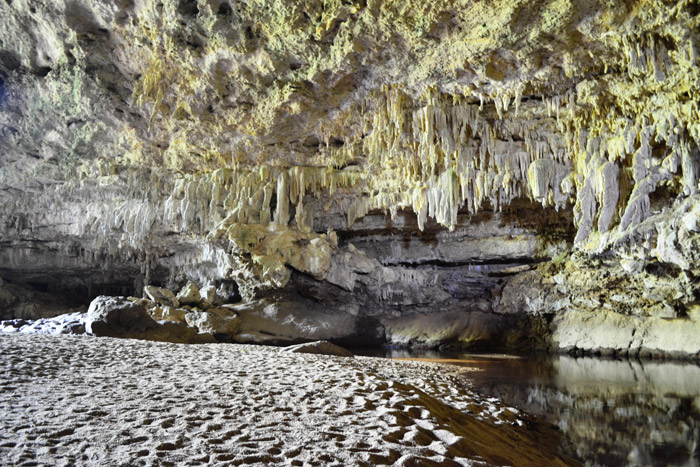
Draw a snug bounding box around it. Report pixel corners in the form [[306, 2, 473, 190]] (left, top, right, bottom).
[[0, 334, 574, 466]]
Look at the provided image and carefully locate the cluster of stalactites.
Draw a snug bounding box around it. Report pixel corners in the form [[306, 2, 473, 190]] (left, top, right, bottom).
[[570, 117, 700, 246], [340, 87, 573, 231], [565, 27, 700, 246], [12, 164, 361, 258], [333, 66, 699, 247], [155, 165, 361, 236]]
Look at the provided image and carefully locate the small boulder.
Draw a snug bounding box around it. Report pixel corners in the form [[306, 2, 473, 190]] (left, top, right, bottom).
[[147, 305, 165, 320], [147, 305, 186, 323], [185, 308, 240, 336], [281, 340, 354, 358], [177, 282, 201, 306], [129, 297, 157, 310], [200, 285, 222, 307], [161, 306, 187, 323], [86, 296, 158, 337], [144, 285, 179, 307], [0, 319, 30, 333]]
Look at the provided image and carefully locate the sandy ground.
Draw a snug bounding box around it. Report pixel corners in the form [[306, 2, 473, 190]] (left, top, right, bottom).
[[0, 334, 575, 466]]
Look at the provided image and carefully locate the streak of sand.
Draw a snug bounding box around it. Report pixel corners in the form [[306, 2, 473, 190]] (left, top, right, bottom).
[[0, 334, 578, 466]]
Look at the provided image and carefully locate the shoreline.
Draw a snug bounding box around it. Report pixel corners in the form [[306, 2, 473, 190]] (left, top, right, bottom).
[[0, 333, 577, 466]]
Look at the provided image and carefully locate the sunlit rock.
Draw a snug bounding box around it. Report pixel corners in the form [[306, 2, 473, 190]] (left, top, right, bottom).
[[184, 307, 240, 336], [144, 286, 179, 308], [176, 282, 201, 306], [199, 285, 222, 307]]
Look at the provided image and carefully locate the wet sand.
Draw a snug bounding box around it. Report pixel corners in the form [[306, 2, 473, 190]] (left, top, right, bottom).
[[0, 334, 576, 466]]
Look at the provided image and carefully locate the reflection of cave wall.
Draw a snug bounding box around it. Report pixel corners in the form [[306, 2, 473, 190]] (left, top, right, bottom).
[[468, 356, 700, 466]]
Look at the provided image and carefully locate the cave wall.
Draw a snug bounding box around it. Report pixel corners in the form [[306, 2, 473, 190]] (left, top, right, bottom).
[[0, 0, 699, 353]]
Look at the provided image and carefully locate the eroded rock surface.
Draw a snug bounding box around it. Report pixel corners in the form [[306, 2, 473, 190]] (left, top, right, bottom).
[[84, 295, 214, 344], [185, 307, 240, 337], [85, 295, 158, 337]]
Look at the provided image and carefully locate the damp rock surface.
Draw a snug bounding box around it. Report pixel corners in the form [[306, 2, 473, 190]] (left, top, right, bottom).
[[0, 333, 574, 466], [281, 340, 355, 358]]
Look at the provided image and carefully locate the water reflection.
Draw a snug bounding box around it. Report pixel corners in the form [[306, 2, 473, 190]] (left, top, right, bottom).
[[465, 355, 700, 466], [361, 349, 700, 466]]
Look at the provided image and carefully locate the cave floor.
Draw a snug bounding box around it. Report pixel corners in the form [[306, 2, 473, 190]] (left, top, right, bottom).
[[0, 334, 575, 466]]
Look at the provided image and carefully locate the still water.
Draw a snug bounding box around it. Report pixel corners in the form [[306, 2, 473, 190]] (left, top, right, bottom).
[[370, 350, 700, 466]]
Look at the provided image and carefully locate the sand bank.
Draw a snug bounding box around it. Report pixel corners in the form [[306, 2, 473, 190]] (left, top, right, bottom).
[[0, 334, 575, 466]]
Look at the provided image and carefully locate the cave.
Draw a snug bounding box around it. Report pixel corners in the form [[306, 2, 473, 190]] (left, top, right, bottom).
[[1, 0, 699, 465]]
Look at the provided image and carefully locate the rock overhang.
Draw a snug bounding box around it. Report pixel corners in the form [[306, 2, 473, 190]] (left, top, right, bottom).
[[0, 0, 699, 354]]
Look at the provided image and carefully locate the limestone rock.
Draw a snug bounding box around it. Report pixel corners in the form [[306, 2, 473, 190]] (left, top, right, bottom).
[[230, 300, 373, 346], [498, 270, 555, 316], [551, 310, 700, 358], [85, 296, 214, 343], [185, 308, 240, 336], [161, 307, 187, 323], [281, 341, 354, 358], [0, 312, 85, 336], [144, 286, 179, 308], [138, 321, 217, 345], [130, 297, 157, 310], [147, 305, 187, 324], [0, 286, 18, 314], [199, 285, 222, 307], [85, 296, 158, 338], [176, 282, 201, 306]]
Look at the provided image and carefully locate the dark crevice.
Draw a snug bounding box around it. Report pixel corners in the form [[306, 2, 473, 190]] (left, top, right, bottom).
[[644, 261, 682, 279], [269, 192, 277, 219], [686, 1, 700, 17], [519, 95, 544, 103], [217, 2, 232, 16], [335, 160, 361, 170], [177, 0, 199, 16], [303, 135, 320, 147], [34, 66, 52, 77], [66, 119, 86, 128], [0, 50, 21, 72], [381, 258, 545, 268], [244, 26, 257, 40], [221, 280, 242, 303]]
